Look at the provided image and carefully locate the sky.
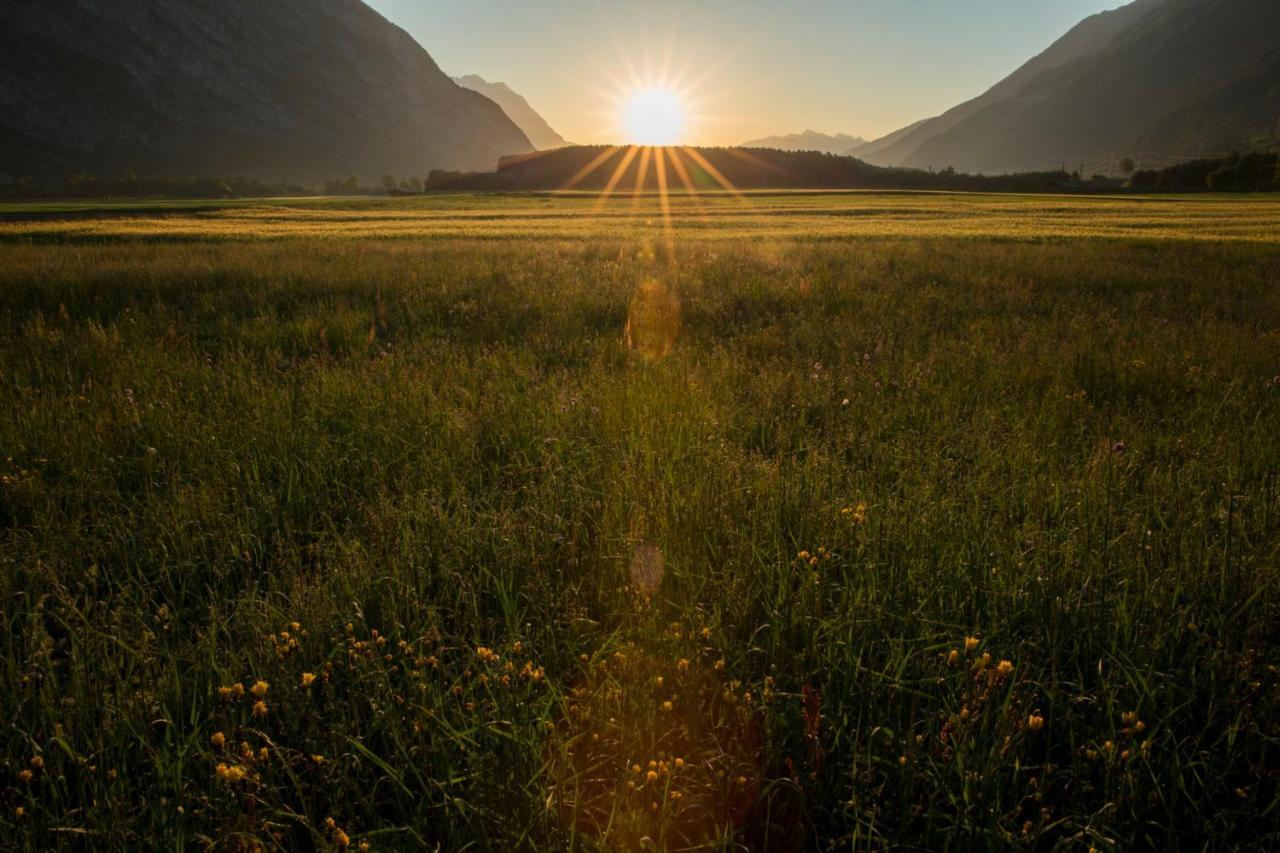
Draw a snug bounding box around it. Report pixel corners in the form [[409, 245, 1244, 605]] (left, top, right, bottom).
[[365, 0, 1124, 146]]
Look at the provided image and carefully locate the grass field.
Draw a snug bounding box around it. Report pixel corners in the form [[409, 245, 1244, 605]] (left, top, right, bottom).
[[1, 191, 1278, 850]]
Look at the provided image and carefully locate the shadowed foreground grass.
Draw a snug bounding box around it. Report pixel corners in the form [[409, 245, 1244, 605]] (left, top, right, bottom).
[[0, 194, 1278, 849]]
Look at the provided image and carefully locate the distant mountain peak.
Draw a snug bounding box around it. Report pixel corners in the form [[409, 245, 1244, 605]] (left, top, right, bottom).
[[741, 130, 868, 155], [453, 75, 570, 151]]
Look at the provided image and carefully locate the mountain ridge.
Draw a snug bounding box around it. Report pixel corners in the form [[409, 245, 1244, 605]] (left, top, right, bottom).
[[0, 0, 533, 182], [740, 130, 867, 155], [452, 75, 570, 150]]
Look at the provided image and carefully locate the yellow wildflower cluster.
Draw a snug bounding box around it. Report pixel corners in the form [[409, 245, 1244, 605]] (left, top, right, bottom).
[[841, 502, 868, 524], [272, 622, 305, 659], [795, 547, 832, 568], [215, 763, 247, 783]]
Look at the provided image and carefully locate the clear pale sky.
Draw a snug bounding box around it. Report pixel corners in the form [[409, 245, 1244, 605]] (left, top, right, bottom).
[[366, 0, 1123, 146]]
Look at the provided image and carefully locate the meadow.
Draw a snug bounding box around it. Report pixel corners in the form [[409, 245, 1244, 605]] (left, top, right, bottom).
[[0, 191, 1278, 850]]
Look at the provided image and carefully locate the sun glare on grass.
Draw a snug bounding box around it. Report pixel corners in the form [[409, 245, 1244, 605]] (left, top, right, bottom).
[[623, 88, 687, 146]]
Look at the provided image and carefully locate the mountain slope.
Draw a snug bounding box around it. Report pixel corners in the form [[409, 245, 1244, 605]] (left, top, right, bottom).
[[453, 75, 568, 150], [901, 0, 1280, 174], [740, 130, 867, 155], [860, 0, 1166, 168], [0, 0, 533, 182]]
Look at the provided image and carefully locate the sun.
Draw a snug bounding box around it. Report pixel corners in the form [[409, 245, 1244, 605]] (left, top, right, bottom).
[[622, 88, 687, 146]]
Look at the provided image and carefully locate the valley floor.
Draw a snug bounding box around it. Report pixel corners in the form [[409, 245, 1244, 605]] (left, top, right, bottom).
[[0, 192, 1277, 849]]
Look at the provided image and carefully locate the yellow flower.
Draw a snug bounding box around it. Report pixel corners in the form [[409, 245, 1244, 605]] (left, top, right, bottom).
[[964, 636, 980, 653], [676, 658, 689, 673], [654, 676, 664, 688], [674, 757, 685, 768], [251, 680, 269, 698], [996, 660, 1014, 676], [646, 770, 658, 783], [1026, 714, 1045, 732], [947, 649, 959, 665], [211, 731, 227, 748], [252, 699, 268, 718], [300, 672, 317, 688], [215, 763, 247, 783], [974, 652, 991, 671], [258, 747, 269, 761], [898, 755, 908, 767], [661, 700, 673, 712], [29, 756, 43, 770], [18, 769, 33, 783], [218, 683, 244, 700]]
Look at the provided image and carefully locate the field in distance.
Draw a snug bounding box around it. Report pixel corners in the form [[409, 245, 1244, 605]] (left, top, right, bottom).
[[0, 191, 1277, 849], [3, 190, 1280, 244]]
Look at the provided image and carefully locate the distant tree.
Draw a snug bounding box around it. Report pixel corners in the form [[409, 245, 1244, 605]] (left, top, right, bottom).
[[1206, 166, 1238, 191], [1119, 157, 1135, 175], [409, 176, 423, 193], [345, 175, 359, 193], [1128, 170, 1158, 190], [381, 174, 396, 192]]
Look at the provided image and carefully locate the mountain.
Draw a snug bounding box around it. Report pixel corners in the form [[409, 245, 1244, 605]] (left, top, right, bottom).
[[741, 130, 867, 155], [453, 75, 569, 150], [0, 0, 533, 183], [845, 118, 933, 160], [423, 145, 1076, 194], [861, 0, 1280, 175]]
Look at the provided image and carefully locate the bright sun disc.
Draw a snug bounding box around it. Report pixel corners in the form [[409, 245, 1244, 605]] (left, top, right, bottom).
[[622, 88, 686, 146]]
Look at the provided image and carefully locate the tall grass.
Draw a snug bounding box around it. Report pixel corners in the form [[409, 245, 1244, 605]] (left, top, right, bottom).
[[0, 195, 1277, 849]]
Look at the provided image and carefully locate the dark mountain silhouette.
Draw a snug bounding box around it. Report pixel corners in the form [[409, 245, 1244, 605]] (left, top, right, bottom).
[[424, 145, 1076, 193], [453, 75, 569, 150], [861, 0, 1280, 175], [0, 0, 533, 182], [740, 130, 867, 155]]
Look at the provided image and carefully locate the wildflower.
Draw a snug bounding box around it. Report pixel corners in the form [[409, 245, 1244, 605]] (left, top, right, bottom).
[[335, 829, 350, 847], [252, 700, 268, 718], [646, 770, 658, 783], [899, 755, 908, 766], [654, 676, 664, 688], [18, 769, 33, 783], [973, 652, 991, 671], [476, 646, 499, 663], [30, 756, 43, 770], [677, 658, 689, 673], [14, 807, 23, 818], [1027, 714, 1045, 732], [996, 660, 1014, 677], [736, 775, 748, 786], [670, 790, 683, 800], [797, 551, 810, 562], [1113, 441, 1126, 454], [211, 731, 227, 748], [964, 636, 980, 653], [251, 680, 269, 698], [947, 649, 959, 665], [258, 747, 269, 761], [674, 757, 685, 768], [714, 659, 725, 672], [842, 502, 868, 524], [218, 683, 245, 700], [215, 763, 247, 783], [301, 672, 317, 688]]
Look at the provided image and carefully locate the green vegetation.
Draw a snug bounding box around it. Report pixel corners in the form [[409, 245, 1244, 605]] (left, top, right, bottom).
[[0, 192, 1277, 849]]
